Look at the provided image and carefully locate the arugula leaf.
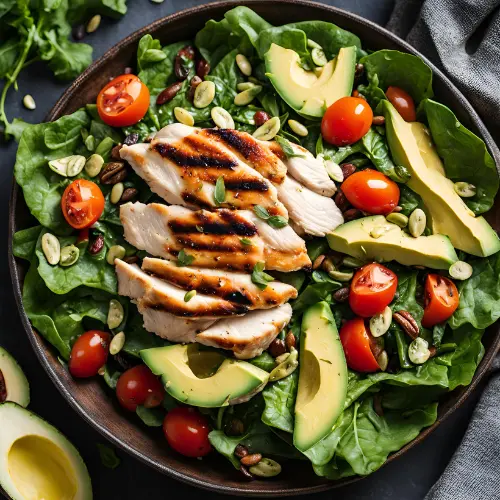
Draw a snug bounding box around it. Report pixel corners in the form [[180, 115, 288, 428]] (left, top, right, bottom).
[[97, 444, 121, 470], [176, 249, 195, 267], [214, 176, 226, 205], [251, 262, 274, 290]]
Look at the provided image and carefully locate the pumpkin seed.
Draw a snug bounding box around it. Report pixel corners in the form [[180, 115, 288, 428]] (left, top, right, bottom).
[[453, 181, 476, 198], [269, 347, 298, 381], [386, 212, 408, 228], [320, 155, 343, 182], [86, 14, 101, 33], [408, 337, 430, 365], [328, 269, 354, 282], [234, 85, 262, 106], [23, 94, 36, 110], [41, 233, 60, 265], [311, 47, 327, 67], [48, 155, 85, 177], [343, 256, 365, 268], [253, 116, 280, 141], [106, 245, 126, 265], [369, 306, 392, 337], [84, 154, 104, 177], [449, 260, 473, 280], [307, 38, 322, 49], [408, 208, 426, 237], [235, 54, 252, 76], [248, 76, 263, 85], [107, 299, 124, 329], [193, 80, 216, 108], [184, 290, 197, 302], [109, 332, 126, 355], [275, 352, 290, 365], [377, 350, 389, 371], [110, 182, 124, 204], [84, 135, 94, 152], [211, 107, 235, 129], [59, 245, 80, 267], [66, 155, 86, 177], [237, 82, 256, 91], [288, 119, 308, 137], [249, 458, 282, 478], [174, 107, 194, 126]]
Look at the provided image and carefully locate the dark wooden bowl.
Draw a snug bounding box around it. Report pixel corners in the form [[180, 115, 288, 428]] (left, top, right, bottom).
[[8, 0, 500, 496]]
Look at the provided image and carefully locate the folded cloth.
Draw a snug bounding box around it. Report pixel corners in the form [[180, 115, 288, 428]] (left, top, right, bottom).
[[387, 0, 500, 142]]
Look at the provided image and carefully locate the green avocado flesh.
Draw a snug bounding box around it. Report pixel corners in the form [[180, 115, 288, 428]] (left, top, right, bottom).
[[383, 100, 500, 257], [0, 348, 29, 408], [0, 403, 92, 500], [265, 43, 356, 118], [141, 344, 270, 407], [294, 302, 347, 452], [327, 215, 458, 269]]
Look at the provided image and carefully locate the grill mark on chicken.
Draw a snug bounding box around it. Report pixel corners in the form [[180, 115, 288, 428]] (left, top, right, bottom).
[[224, 179, 269, 192], [153, 142, 237, 169], [146, 301, 248, 318], [175, 236, 245, 253]]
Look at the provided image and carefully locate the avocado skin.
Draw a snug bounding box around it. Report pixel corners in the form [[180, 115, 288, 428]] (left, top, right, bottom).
[[383, 100, 500, 258]]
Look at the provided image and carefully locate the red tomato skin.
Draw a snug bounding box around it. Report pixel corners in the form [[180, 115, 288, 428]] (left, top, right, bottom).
[[386, 86, 416, 122], [97, 74, 150, 127], [340, 318, 380, 372], [61, 179, 105, 230], [422, 275, 459, 328], [163, 407, 212, 458], [116, 365, 165, 412], [321, 96, 373, 146], [69, 331, 110, 378], [349, 263, 398, 317], [341, 169, 400, 215]]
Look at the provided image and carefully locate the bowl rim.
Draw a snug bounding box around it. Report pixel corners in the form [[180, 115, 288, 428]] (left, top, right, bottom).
[[8, 0, 500, 496]]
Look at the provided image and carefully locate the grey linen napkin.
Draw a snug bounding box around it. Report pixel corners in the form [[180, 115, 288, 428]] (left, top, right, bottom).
[[387, 1, 500, 498]]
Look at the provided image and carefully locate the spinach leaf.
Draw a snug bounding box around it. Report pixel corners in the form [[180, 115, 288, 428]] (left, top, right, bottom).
[[96, 444, 120, 470], [390, 269, 423, 327], [292, 282, 342, 312], [421, 99, 498, 214], [224, 6, 272, 50], [360, 50, 434, 104], [398, 184, 422, 216], [256, 27, 309, 59], [208, 431, 244, 469], [13, 226, 43, 261], [136, 405, 165, 427], [248, 352, 275, 372], [195, 18, 234, 66]]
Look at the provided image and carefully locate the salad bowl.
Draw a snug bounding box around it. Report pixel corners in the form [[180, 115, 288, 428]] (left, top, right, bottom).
[[8, 0, 500, 496]]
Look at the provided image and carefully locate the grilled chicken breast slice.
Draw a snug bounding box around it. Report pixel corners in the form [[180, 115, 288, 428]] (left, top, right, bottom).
[[116, 260, 247, 318], [276, 175, 344, 237], [120, 202, 311, 272], [121, 124, 287, 216], [196, 303, 293, 359], [267, 141, 336, 197], [142, 257, 298, 309]]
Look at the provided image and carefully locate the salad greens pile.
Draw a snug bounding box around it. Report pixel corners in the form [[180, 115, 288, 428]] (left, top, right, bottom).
[[12, 6, 500, 481], [0, 0, 127, 140]]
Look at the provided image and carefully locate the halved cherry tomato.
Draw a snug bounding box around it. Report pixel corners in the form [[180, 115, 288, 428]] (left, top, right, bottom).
[[321, 96, 373, 146], [386, 86, 416, 122], [341, 169, 400, 215], [116, 365, 165, 412], [340, 318, 380, 372], [350, 263, 398, 317], [69, 331, 110, 378], [61, 179, 105, 229], [163, 407, 212, 458], [422, 274, 459, 328], [97, 74, 150, 127]]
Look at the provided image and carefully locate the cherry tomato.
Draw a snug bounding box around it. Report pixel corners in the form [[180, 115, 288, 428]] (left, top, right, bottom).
[[116, 365, 165, 412], [422, 274, 459, 328], [350, 263, 398, 317], [97, 74, 150, 127], [386, 86, 416, 122], [61, 179, 105, 230], [163, 407, 212, 458], [340, 318, 380, 372], [69, 331, 110, 378], [321, 96, 373, 146], [341, 169, 400, 215]]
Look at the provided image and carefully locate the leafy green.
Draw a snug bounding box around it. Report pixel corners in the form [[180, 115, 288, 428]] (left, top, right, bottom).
[[13, 225, 43, 261], [398, 184, 422, 216], [96, 444, 121, 470], [136, 405, 165, 427], [208, 431, 243, 469], [251, 262, 274, 290], [176, 249, 195, 267], [292, 282, 342, 312], [248, 352, 275, 372], [421, 99, 498, 214]]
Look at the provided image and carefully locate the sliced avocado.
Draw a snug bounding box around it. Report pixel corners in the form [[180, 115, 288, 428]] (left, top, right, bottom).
[[0, 403, 92, 500], [327, 215, 458, 269], [265, 44, 356, 118], [0, 347, 29, 408], [410, 123, 445, 175], [383, 101, 500, 257], [294, 302, 347, 452], [140, 344, 269, 407]]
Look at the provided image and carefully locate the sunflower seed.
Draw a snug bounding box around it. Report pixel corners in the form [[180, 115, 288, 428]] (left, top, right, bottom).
[[449, 260, 473, 280], [211, 106, 234, 129], [236, 54, 252, 76], [252, 116, 280, 141], [174, 107, 194, 126], [193, 81, 216, 108], [23, 94, 36, 110], [110, 332, 126, 355], [59, 245, 80, 267], [408, 208, 426, 237], [288, 119, 308, 137], [41, 233, 60, 265], [107, 299, 124, 329]]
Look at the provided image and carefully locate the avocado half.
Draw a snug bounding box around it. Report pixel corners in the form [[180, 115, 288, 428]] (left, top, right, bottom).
[[0, 403, 92, 500], [265, 44, 356, 119], [294, 302, 347, 452], [141, 344, 270, 407], [0, 347, 29, 408]]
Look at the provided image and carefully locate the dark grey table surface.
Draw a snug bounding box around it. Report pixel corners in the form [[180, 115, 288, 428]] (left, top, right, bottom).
[[0, 1, 490, 498]]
